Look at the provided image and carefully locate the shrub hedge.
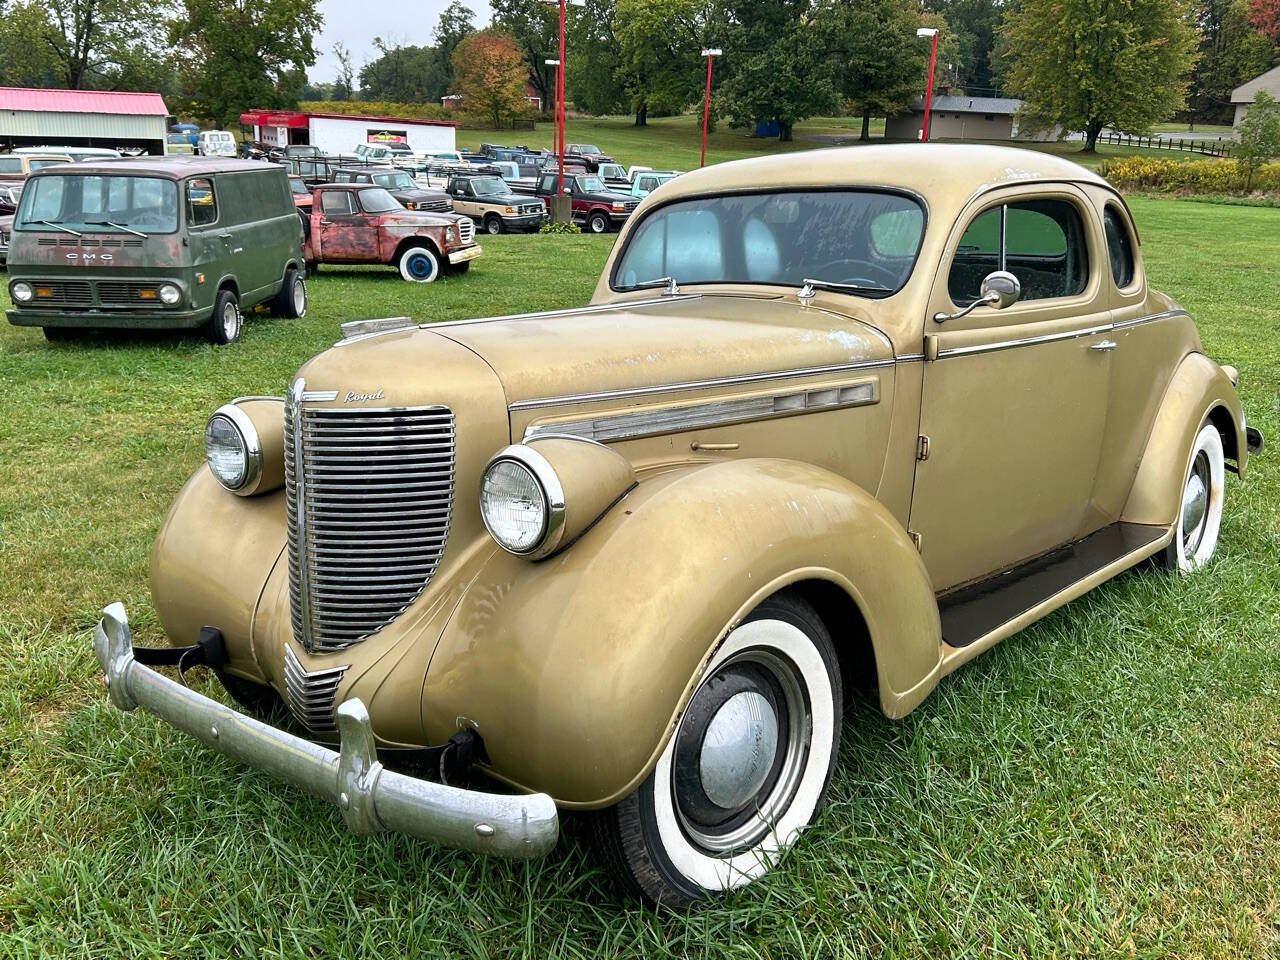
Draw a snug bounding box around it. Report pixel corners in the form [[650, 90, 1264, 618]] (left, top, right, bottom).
[[1098, 156, 1280, 193]]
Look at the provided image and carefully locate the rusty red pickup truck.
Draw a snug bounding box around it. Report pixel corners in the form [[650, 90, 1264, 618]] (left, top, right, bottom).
[[305, 183, 481, 283]]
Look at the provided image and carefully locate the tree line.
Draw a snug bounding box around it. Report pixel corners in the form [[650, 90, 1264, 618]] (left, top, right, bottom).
[[0, 0, 1277, 145]]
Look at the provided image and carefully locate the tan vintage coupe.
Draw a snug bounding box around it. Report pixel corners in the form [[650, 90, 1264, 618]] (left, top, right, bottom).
[[94, 145, 1262, 905]]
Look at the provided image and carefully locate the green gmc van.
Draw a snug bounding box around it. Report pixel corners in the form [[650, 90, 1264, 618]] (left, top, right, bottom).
[[5, 157, 307, 344]]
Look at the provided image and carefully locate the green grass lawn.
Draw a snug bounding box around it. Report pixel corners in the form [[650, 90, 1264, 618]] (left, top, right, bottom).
[[1, 195, 1278, 957]]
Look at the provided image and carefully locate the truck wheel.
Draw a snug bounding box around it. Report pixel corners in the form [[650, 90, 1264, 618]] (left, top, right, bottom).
[[1155, 420, 1225, 573], [484, 214, 504, 235], [42, 327, 76, 342], [271, 267, 307, 319], [204, 288, 242, 345], [451, 261, 471, 274], [398, 245, 440, 283], [592, 592, 842, 907], [588, 211, 610, 234]]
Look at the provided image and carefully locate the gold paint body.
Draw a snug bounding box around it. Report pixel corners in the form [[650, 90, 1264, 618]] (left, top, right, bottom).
[[150, 146, 1252, 808]]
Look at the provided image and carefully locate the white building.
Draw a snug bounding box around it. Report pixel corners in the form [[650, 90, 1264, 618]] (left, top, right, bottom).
[[885, 96, 1056, 142], [238, 109, 458, 155], [1231, 65, 1280, 128]]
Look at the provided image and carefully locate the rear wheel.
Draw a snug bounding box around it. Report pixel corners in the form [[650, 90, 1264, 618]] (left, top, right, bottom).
[[592, 593, 842, 907], [271, 267, 307, 318], [588, 211, 610, 234], [484, 214, 504, 235], [1156, 420, 1225, 572], [204, 288, 242, 345], [398, 245, 440, 283]]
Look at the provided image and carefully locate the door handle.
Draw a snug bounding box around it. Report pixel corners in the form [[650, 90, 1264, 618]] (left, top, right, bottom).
[[1089, 339, 1117, 352], [217, 232, 232, 241], [319, 219, 332, 226]]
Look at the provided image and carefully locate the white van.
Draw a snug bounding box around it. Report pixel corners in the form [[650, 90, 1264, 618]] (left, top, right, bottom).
[[196, 131, 237, 157]]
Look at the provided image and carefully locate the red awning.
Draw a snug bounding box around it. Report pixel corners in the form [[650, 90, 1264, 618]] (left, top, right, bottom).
[[239, 110, 310, 129]]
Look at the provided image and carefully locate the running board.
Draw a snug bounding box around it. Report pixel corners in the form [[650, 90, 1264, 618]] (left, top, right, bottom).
[[938, 522, 1167, 650]]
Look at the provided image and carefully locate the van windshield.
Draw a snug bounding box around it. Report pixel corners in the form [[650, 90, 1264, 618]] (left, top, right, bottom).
[[16, 175, 179, 234]]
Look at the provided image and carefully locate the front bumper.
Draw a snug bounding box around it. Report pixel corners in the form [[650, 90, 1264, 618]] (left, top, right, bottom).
[[93, 602, 559, 858], [447, 244, 482, 265], [7, 306, 207, 329], [503, 213, 547, 230]]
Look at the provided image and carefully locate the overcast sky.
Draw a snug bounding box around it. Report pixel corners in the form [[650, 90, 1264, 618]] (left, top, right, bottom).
[[311, 0, 492, 83]]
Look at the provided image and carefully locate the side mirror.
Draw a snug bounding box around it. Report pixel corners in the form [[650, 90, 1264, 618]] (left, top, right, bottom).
[[933, 270, 1021, 323], [562, 187, 572, 195]]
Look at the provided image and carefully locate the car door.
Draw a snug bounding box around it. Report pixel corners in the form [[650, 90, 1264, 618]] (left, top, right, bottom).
[[316, 190, 373, 261], [185, 176, 236, 291], [908, 185, 1114, 591], [451, 180, 479, 219]]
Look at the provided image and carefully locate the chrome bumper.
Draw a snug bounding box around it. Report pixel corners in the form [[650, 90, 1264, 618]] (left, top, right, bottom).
[[447, 244, 482, 265], [92, 602, 558, 858]]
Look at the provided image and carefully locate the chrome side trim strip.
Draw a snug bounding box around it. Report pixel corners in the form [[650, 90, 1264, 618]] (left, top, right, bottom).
[[523, 379, 878, 443], [509, 357, 896, 411], [895, 352, 925, 363], [423, 294, 703, 331], [301, 389, 339, 402], [936, 322, 1113, 359], [1111, 308, 1188, 330]]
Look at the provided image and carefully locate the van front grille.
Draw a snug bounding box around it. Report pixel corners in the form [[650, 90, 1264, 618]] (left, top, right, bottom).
[[28, 280, 92, 304], [97, 281, 165, 305], [284, 381, 455, 654]]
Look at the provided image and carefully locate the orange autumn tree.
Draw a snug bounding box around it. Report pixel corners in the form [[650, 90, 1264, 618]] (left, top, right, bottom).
[[452, 29, 529, 128]]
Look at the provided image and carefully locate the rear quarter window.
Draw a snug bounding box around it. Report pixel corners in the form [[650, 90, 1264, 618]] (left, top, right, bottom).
[[1103, 205, 1137, 288]]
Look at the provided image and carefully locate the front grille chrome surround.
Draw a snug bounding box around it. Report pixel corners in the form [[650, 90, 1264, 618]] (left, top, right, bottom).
[[285, 379, 455, 653], [282, 644, 347, 734], [457, 219, 474, 244]]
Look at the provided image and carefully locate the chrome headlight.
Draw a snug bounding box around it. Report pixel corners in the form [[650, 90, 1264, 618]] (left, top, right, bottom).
[[11, 281, 33, 302], [480, 446, 565, 557], [204, 404, 262, 493], [159, 283, 181, 305]]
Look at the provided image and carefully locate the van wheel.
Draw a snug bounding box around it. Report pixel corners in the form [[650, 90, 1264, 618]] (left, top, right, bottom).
[[484, 214, 504, 235], [205, 289, 242, 345], [272, 268, 307, 318], [398, 245, 440, 283], [588, 211, 610, 234], [1156, 420, 1225, 573], [592, 593, 842, 907]]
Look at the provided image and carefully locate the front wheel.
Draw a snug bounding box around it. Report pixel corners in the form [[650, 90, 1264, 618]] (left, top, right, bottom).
[[587, 211, 610, 234], [1156, 420, 1225, 572], [484, 214, 504, 235], [592, 593, 842, 906], [204, 289, 242, 345], [398, 245, 440, 283]]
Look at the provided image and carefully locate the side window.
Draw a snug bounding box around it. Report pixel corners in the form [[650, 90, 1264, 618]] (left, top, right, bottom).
[[320, 191, 355, 216], [1103, 205, 1136, 288], [186, 178, 217, 227], [947, 198, 1089, 305]]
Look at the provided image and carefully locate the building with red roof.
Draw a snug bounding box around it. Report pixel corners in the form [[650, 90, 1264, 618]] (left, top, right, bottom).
[[0, 87, 170, 154]]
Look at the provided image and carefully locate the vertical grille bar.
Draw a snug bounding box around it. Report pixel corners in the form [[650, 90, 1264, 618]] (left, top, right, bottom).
[[284, 378, 455, 654]]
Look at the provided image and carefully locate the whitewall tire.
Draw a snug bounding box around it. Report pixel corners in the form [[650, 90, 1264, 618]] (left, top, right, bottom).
[[1159, 420, 1226, 572], [593, 593, 842, 906], [398, 245, 440, 283]]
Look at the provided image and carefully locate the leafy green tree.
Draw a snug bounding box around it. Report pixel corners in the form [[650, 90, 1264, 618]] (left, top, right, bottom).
[[170, 0, 321, 127], [0, 2, 61, 87], [490, 0, 560, 115], [1001, 0, 1198, 152], [566, 0, 627, 115], [924, 0, 1002, 92], [1237, 89, 1280, 188], [614, 0, 707, 125], [433, 0, 477, 95], [716, 0, 838, 141], [358, 41, 440, 102], [830, 0, 930, 140], [1187, 0, 1273, 126]]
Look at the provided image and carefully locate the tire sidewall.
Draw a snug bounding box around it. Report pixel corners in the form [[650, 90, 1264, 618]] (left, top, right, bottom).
[[289, 271, 307, 318], [484, 215, 503, 235], [209, 290, 241, 344], [589, 212, 609, 234], [398, 245, 440, 283], [1172, 422, 1225, 572]]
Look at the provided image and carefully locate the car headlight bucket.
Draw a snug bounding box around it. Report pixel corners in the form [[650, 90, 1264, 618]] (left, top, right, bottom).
[[204, 404, 262, 494], [480, 446, 566, 558], [159, 283, 182, 305], [11, 281, 33, 302]]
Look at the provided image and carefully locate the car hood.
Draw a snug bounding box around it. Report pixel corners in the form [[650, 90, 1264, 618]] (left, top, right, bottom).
[[393, 188, 449, 202], [476, 192, 538, 206], [584, 189, 635, 203]]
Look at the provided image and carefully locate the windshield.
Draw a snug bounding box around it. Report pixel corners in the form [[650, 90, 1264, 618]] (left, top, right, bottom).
[[358, 187, 401, 213], [577, 176, 605, 193], [373, 171, 416, 190], [288, 179, 308, 195], [16, 175, 179, 234], [471, 176, 509, 196], [577, 144, 601, 155], [612, 190, 925, 297]]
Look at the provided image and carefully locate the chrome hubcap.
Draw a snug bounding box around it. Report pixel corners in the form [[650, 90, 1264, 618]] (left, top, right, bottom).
[[293, 280, 305, 312], [223, 303, 237, 336], [1182, 451, 1210, 553], [698, 691, 779, 810]]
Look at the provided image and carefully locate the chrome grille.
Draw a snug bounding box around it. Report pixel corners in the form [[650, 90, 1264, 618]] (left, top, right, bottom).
[[28, 280, 92, 305], [283, 644, 347, 734], [457, 219, 474, 244], [284, 380, 455, 653], [421, 198, 451, 213]]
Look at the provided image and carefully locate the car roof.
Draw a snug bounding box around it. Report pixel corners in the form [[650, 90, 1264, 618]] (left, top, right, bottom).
[[26, 156, 279, 179]]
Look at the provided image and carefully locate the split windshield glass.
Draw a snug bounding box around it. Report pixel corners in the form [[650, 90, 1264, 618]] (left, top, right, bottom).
[[612, 189, 925, 297], [15, 175, 179, 234]]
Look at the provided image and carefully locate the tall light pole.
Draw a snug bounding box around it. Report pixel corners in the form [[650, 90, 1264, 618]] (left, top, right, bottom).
[[544, 58, 561, 160], [916, 27, 939, 143], [700, 48, 721, 168]]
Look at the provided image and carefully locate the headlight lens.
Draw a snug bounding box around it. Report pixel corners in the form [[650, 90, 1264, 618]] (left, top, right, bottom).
[[446, 226, 456, 242], [159, 283, 181, 305], [204, 406, 262, 493], [480, 447, 566, 556], [611, 203, 624, 212], [11, 282, 33, 302]]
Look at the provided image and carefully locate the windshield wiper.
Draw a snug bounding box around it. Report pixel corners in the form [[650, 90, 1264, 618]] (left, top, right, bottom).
[[625, 276, 681, 295], [798, 278, 893, 300], [86, 220, 146, 238], [34, 219, 83, 237]]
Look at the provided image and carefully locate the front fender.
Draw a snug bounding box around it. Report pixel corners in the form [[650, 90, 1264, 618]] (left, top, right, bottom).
[[423, 458, 942, 808], [1123, 352, 1247, 526]]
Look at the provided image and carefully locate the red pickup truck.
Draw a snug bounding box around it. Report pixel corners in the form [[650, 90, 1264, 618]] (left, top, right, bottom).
[[534, 171, 639, 233], [305, 183, 481, 283]]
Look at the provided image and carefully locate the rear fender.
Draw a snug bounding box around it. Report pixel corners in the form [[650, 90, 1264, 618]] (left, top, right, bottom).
[[1124, 352, 1247, 526], [422, 457, 942, 808]]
